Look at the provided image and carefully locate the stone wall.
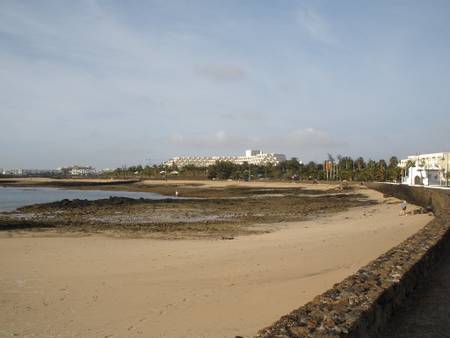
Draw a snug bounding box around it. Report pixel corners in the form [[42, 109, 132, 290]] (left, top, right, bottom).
[[367, 183, 450, 218], [252, 184, 449, 338]]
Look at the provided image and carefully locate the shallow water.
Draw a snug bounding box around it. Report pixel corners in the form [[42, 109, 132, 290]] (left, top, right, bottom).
[[0, 186, 174, 212]]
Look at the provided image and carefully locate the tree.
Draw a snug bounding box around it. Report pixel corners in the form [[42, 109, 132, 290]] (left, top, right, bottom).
[[209, 161, 235, 180], [304, 161, 319, 179], [111, 153, 405, 183], [384, 156, 401, 182], [355, 157, 366, 170], [388, 156, 399, 168], [286, 158, 301, 176], [376, 160, 387, 181]]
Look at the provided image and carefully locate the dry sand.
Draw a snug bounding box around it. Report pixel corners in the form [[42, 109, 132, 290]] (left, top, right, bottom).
[[0, 190, 431, 338]]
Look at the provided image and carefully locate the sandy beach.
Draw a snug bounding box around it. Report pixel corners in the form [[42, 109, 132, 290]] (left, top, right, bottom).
[[0, 189, 432, 338]]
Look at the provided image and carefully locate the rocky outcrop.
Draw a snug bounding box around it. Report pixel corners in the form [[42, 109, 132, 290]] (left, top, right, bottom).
[[253, 184, 449, 338], [15, 196, 184, 212]]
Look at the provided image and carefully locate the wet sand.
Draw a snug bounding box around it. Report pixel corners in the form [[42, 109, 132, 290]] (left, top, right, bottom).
[[140, 179, 338, 190], [0, 190, 432, 338], [0, 177, 336, 190]]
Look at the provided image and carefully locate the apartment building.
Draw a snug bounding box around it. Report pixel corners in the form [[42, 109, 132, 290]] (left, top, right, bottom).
[[165, 150, 287, 168]]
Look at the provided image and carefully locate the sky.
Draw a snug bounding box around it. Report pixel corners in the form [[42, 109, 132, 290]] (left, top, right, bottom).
[[1, 0, 449, 169]]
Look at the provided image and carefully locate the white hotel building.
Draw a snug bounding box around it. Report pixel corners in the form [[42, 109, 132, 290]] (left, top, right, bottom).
[[165, 150, 287, 168], [398, 152, 450, 187], [58, 165, 97, 176]]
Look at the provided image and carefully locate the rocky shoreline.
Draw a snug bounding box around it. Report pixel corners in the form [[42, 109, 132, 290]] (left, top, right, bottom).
[[0, 182, 372, 239]]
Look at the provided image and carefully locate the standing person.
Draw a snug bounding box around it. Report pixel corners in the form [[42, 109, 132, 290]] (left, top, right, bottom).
[[400, 200, 407, 216]]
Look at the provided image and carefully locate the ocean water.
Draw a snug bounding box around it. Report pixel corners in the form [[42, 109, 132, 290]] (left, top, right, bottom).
[[0, 186, 174, 212]]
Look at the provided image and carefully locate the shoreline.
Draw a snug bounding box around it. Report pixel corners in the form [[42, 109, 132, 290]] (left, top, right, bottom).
[[0, 183, 373, 240], [0, 177, 342, 197]]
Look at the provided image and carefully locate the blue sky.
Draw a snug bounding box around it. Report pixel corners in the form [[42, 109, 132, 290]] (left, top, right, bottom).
[[1, 0, 449, 169]]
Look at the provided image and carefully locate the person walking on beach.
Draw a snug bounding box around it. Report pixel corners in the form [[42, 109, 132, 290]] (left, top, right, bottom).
[[400, 200, 407, 216]]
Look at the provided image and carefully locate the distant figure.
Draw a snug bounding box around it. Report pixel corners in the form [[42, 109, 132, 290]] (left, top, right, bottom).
[[175, 191, 179, 197], [400, 200, 407, 216]]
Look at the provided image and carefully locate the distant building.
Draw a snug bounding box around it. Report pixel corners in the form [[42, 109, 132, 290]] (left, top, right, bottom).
[[97, 168, 114, 174], [398, 152, 450, 186], [22, 169, 61, 176], [1, 168, 23, 176], [60, 165, 97, 176], [165, 150, 287, 168], [0, 168, 61, 176], [71, 166, 96, 176]]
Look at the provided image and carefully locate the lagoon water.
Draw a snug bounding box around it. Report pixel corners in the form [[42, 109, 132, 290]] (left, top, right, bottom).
[[0, 186, 172, 212]]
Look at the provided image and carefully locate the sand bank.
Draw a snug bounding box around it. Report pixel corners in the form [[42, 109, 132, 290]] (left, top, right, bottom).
[[0, 190, 431, 338], [140, 178, 338, 190], [0, 177, 336, 190]]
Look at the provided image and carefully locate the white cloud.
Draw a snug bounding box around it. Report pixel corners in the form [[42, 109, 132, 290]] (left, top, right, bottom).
[[215, 130, 227, 142], [285, 128, 343, 148], [296, 8, 338, 46], [169, 130, 253, 153], [168, 127, 345, 156], [219, 111, 265, 121], [195, 64, 245, 83]]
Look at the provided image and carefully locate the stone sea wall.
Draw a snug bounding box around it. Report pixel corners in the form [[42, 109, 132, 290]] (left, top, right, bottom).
[[367, 183, 450, 218], [252, 184, 449, 338]]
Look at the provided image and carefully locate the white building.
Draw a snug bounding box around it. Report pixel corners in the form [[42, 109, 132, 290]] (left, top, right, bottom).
[[59, 165, 97, 176], [398, 152, 450, 186], [165, 150, 287, 168], [1, 168, 23, 176]]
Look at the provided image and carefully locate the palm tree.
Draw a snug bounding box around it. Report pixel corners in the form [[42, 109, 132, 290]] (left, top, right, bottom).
[[355, 157, 365, 170]]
